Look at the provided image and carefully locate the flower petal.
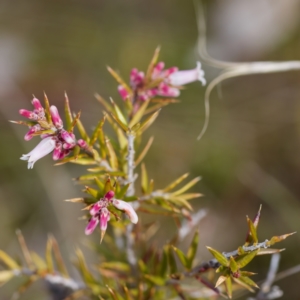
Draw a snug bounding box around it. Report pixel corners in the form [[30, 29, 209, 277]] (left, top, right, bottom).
[[113, 199, 138, 224], [85, 216, 99, 235]]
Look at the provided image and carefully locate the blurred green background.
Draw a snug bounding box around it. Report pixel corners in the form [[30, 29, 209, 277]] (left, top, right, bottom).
[[1, 0, 300, 299]]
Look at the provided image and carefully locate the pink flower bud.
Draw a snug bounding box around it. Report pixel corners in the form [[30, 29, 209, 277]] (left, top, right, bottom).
[[63, 142, 75, 150], [157, 82, 180, 97], [31, 97, 43, 111], [76, 139, 86, 150], [59, 149, 71, 159], [52, 142, 63, 161], [152, 62, 165, 78], [118, 85, 129, 100], [60, 129, 75, 144], [104, 190, 114, 201], [113, 199, 138, 224], [168, 62, 206, 86], [162, 66, 178, 77], [85, 216, 99, 235], [19, 109, 38, 120], [20, 137, 56, 169], [130, 68, 139, 83], [24, 124, 41, 141], [50, 106, 63, 129]]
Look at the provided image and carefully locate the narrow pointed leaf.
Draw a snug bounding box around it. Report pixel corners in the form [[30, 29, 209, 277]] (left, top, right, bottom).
[[30, 252, 47, 270], [160, 247, 168, 277], [267, 232, 296, 247], [167, 245, 177, 274], [95, 93, 114, 113], [90, 116, 106, 146], [73, 112, 89, 141], [141, 163, 148, 194], [233, 277, 255, 292], [144, 274, 165, 286], [104, 177, 113, 194], [94, 177, 104, 191], [106, 138, 118, 169], [51, 236, 69, 277], [0, 270, 14, 283], [116, 183, 130, 199], [229, 257, 238, 272], [84, 186, 99, 199], [186, 231, 199, 269], [135, 136, 154, 167], [45, 237, 54, 273], [64, 92, 73, 131], [69, 111, 81, 133], [225, 277, 232, 299], [171, 177, 201, 196], [235, 250, 258, 269], [128, 100, 150, 128], [215, 275, 227, 288], [75, 248, 95, 283], [43, 92, 52, 124], [107, 66, 132, 94], [0, 250, 19, 270], [111, 113, 128, 132], [206, 247, 228, 267], [116, 127, 127, 149], [163, 173, 189, 192], [145, 46, 160, 81], [98, 127, 107, 159], [172, 246, 187, 268], [138, 109, 161, 133], [257, 248, 285, 255], [110, 98, 128, 125]]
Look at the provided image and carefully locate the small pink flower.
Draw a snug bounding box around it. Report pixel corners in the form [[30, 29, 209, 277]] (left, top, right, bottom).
[[84, 190, 138, 242], [20, 137, 56, 169], [50, 106, 63, 129], [168, 62, 206, 86]]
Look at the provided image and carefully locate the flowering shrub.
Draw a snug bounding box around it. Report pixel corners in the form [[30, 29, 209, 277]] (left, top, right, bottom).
[[2, 48, 295, 300]]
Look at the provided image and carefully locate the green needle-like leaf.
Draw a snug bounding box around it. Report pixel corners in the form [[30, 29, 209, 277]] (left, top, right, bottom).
[[64, 92, 73, 131], [235, 249, 258, 269], [0, 250, 20, 270], [229, 256, 238, 272], [206, 247, 229, 267], [172, 246, 187, 268], [141, 163, 149, 194], [128, 99, 150, 128], [186, 231, 199, 269]]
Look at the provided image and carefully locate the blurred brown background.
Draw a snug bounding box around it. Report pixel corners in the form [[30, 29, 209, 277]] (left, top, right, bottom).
[[1, 0, 300, 299]]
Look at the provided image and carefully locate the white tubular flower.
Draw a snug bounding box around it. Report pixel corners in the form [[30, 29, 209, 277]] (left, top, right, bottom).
[[20, 137, 56, 169], [168, 62, 206, 86], [113, 199, 138, 224]]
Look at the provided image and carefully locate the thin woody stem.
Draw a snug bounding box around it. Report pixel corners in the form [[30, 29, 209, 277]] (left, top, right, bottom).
[[125, 132, 138, 266]]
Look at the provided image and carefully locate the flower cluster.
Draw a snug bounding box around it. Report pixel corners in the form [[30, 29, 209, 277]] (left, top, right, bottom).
[[118, 61, 206, 102], [85, 190, 138, 242], [18, 97, 87, 169]]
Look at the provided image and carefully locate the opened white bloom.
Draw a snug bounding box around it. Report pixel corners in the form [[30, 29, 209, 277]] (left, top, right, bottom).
[[168, 62, 206, 86], [20, 137, 56, 169]]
